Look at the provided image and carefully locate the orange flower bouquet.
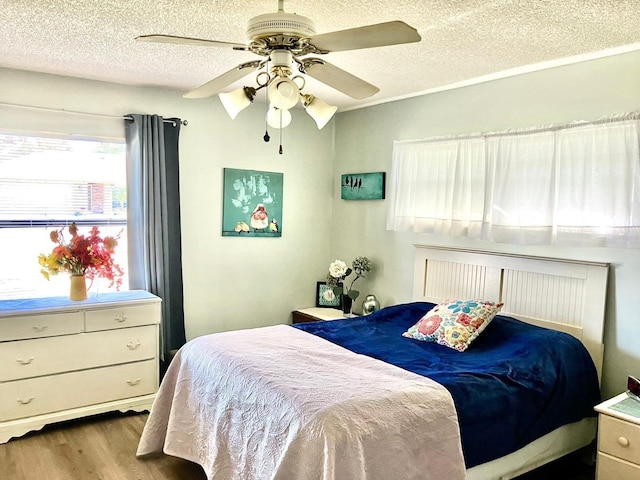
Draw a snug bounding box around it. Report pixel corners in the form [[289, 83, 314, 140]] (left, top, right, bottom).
[[38, 223, 124, 289]]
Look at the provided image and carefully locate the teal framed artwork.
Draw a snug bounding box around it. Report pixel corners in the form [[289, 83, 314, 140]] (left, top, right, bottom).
[[341, 172, 386, 200], [222, 168, 283, 237]]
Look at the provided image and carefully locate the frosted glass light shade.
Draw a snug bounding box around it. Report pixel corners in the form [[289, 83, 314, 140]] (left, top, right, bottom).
[[268, 77, 299, 110], [219, 87, 254, 119], [266, 106, 292, 129], [303, 95, 337, 130]]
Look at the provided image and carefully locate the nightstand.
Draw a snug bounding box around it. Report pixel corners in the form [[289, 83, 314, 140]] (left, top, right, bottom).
[[291, 307, 347, 324], [595, 393, 640, 479]]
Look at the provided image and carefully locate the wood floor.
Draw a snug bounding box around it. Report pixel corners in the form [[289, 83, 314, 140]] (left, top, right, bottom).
[[0, 412, 207, 480], [0, 411, 595, 480]]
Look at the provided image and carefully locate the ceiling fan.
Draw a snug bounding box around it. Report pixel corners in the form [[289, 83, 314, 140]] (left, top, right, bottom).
[[136, 0, 421, 147]]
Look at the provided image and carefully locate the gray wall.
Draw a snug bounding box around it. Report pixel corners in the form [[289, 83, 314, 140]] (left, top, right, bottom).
[[2, 48, 639, 401], [331, 49, 640, 400], [0, 67, 335, 340]]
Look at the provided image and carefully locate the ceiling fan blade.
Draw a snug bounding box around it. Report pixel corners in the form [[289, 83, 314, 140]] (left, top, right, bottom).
[[309, 21, 420, 52], [300, 58, 379, 100], [183, 61, 263, 99], [136, 34, 247, 50]]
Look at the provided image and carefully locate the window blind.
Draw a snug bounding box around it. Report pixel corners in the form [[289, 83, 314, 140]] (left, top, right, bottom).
[[0, 132, 128, 299]]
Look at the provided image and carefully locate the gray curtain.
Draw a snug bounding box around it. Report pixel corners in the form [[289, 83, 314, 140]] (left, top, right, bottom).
[[125, 114, 186, 363]]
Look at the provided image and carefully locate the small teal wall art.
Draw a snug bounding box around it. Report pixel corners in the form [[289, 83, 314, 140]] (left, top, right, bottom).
[[222, 168, 283, 237], [340, 172, 386, 200]]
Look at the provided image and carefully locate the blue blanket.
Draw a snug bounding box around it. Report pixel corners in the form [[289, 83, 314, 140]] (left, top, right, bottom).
[[293, 302, 600, 468]]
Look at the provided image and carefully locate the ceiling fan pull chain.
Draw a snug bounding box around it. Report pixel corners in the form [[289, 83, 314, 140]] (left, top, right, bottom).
[[263, 59, 271, 143]]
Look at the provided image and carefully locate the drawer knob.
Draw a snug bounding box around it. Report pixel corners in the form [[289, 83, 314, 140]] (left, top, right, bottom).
[[32, 325, 48, 332], [115, 314, 128, 323], [16, 357, 34, 365], [127, 340, 141, 350], [617, 436, 630, 447], [127, 378, 141, 386], [17, 397, 34, 405]]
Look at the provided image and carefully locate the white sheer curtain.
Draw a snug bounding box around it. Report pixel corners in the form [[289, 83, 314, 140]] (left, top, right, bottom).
[[484, 130, 557, 244], [387, 112, 640, 247], [387, 137, 486, 236]]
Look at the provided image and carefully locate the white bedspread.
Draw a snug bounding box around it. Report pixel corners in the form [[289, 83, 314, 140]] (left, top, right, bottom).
[[137, 325, 465, 480]]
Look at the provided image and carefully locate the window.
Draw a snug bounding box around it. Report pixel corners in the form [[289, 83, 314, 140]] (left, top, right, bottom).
[[0, 132, 128, 299], [387, 114, 640, 247]]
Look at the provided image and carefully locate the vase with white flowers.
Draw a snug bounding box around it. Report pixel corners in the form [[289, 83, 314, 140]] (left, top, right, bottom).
[[326, 256, 372, 315]]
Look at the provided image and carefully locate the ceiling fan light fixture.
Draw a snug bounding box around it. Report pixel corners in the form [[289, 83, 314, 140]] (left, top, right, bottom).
[[219, 86, 256, 119], [302, 94, 337, 130], [268, 77, 299, 109], [266, 105, 292, 129], [140, 0, 421, 151]]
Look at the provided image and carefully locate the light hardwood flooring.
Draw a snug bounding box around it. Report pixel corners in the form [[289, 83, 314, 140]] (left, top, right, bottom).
[[0, 412, 206, 480], [0, 411, 595, 480]]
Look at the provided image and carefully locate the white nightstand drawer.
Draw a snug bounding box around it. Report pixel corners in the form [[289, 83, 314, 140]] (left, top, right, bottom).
[[599, 414, 640, 464], [85, 303, 160, 331], [0, 312, 83, 342], [597, 452, 640, 479], [0, 359, 156, 422], [0, 325, 157, 382]]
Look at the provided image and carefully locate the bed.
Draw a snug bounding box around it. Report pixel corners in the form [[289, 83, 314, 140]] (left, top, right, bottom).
[[137, 245, 609, 480]]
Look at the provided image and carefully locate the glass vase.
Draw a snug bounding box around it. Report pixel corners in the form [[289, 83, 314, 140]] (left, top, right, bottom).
[[341, 295, 353, 315]]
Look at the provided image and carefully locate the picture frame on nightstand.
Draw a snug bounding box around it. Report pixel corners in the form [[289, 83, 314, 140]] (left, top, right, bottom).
[[316, 281, 340, 308]]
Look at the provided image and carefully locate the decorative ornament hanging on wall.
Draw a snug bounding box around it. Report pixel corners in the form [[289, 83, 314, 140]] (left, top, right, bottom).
[[221, 168, 283, 238]]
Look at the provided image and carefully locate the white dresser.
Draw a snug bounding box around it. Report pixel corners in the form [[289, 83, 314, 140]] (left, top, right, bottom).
[[0, 290, 161, 443]]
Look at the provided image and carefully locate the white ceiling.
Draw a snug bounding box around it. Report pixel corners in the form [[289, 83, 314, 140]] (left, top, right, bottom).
[[2, 0, 640, 111]]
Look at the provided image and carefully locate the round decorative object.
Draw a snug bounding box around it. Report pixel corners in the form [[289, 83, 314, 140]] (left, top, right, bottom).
[[69, 275, 88, 301], [361, 294, 380, 316]]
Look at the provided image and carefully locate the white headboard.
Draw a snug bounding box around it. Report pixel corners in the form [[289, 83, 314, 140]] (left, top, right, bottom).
[[413, 245, 609, 381]]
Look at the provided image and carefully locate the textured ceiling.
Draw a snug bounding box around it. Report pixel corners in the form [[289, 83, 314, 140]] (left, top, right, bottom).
[[2, 0, 640, 110]]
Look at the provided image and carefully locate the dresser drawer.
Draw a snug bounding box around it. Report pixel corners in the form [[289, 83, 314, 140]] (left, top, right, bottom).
[[85, 303, 160, 331], [0, 359, 156, 422], [0, 325, 157, 382], [0, 312, 83, 341], [599, 414, 640, 464], [597, 452, 640, 479]]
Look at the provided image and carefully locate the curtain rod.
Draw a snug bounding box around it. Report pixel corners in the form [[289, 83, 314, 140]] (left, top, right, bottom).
[[396, 110, 640, 146], [0, 101, 188, 126], [124, 115, 188, 127]]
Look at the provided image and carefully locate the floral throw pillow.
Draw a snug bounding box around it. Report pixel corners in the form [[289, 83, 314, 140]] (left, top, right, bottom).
[[402, 300, 504, 352]]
